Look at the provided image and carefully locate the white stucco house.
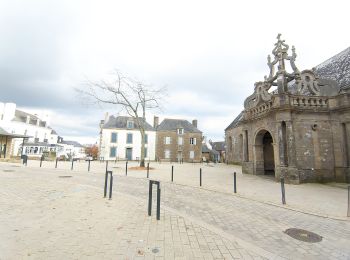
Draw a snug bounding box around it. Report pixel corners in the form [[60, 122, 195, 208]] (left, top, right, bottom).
[[58, 139, 86, 160], [0, 102, 85, 159], [99, 115, 156, 161]]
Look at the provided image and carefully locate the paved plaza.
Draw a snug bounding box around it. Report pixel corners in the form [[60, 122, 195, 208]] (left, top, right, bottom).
[[1, 160, 350, 259]]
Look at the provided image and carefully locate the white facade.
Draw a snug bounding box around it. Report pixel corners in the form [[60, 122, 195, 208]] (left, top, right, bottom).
[[100, 128, 156, 161], [0, 102, 85, 159], [0, 102, 58, 156]]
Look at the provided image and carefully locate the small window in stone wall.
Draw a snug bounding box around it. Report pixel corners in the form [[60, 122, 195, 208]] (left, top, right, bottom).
[[165, 149, 171, 159], [189, 151, 195, 159], [177, 128, 184, 135], [165, 136, 171, 144], [190, 138, 196, 145]]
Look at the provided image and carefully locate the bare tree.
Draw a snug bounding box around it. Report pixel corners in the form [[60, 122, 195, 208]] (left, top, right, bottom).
[[77, 71, 166, 167]]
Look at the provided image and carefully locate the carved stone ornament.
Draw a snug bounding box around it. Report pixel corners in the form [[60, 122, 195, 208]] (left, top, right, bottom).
[[295, 70, 320, 95], [244, 81, 272, 109], [244, 34, 321, 109]]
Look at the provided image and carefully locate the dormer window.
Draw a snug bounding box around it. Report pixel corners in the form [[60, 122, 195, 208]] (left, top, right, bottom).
[[127, 121, 134, 129], [177, 128, 184, 135]]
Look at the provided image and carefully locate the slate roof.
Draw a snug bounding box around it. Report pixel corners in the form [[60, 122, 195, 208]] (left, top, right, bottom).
[[225, 111, 243, 131], [211, 141, 225, 151], [103, 116, 155, 131], [23, 142, 61, 147], [202, 144, 211, 153], [157, 119, 202, 133], [315, 47, 350, 90], [0, 127, 30, 138], [61, 140, 84, 148]]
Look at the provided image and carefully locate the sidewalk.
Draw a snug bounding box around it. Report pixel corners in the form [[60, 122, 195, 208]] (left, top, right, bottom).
[[0, 165, 265, 260], [1, 162, 349, 259], [22, 160, 350, 219]]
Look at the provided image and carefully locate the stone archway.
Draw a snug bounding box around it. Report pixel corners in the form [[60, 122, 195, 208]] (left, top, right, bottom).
[[254, 130, 275, 175]]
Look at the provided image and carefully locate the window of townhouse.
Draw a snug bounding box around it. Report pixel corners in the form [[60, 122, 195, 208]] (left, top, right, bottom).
[[127, 133, 133, 144], [190, 137, 197, 145], [144, 134, 148, 144], [178, 136, 183, 145], [165, 149, 171, 159], [111, 132, 118, 143], [127, 120, 134, 129], [177, 128, 184, 135], [189, 151, 195, 159], [165, 136, 171, 144], [110, 147, 117, 157]]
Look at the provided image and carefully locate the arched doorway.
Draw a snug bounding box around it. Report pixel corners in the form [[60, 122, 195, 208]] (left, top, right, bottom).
[[255, 130, 275, 175]]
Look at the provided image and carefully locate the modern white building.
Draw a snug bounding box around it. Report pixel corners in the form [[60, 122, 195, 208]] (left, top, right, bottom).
[[0, 102, 86, 159], [99, 115, 156, 161]]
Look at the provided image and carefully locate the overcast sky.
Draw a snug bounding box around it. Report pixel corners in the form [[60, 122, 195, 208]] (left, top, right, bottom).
[[1, 0, 349, 144]]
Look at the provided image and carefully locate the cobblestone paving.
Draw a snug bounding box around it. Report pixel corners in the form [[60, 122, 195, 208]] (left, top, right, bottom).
[[0, 165, 265, 260], [1, 163, 350, 259], [110, 177, 350, 260]]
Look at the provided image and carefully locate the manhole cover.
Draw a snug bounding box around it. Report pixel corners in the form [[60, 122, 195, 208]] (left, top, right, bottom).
[[58, 176, 72, 178], [284, 228, 322, 243], [151, 247, 159, 254]]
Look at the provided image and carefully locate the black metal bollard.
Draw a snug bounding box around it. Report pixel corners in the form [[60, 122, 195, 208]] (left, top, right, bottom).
[[281, 177, 286, 205], [104, 171, 109, 198], [88, 160, 91, 172], [109, 174, 113, 200], [148, 180, 161, 220], [234, 172, 237, 193], [148, 181, 152, 216], [71, 159, 74, 170], [55, 158, 58, 168], [40, 156, 43, 167], [147, 163, 149, 178], [347, 186, 350, 217], [171, 165, 174, 182], [200, 168, 202, 186], [106, 160, 109, 173], [156, 185, 161, 220], [125, 161, 128, 176]]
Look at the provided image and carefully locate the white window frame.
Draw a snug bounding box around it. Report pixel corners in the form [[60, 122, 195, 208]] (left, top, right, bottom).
[[190, 137, 197, 145], [189, 151, 195, 159], [177, 128, 184, 135], [164, 149, 171, 159], [165, 136, 171, 145], [178, 136, 183, 145], [127, 121, 134, 129]]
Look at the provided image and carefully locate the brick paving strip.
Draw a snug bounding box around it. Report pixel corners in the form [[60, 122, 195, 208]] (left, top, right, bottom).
[[1, 164, 350, 259]]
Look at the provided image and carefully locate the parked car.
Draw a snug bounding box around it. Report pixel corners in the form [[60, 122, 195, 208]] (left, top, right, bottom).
[[85, 156, 93, 161]]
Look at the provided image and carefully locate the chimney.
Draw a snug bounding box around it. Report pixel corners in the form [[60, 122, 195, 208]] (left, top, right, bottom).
[[26, 115, 30, 124], [192, 119, 198, 128], [104, 112, 109, 122], [153, 116, 159, 129]]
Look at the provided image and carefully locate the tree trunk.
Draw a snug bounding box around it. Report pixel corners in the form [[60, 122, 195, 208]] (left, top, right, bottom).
[[140, 128, 145, 167]]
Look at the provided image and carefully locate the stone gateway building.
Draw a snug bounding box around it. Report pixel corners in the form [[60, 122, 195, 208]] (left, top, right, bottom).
[[225, 35, 350, 184]]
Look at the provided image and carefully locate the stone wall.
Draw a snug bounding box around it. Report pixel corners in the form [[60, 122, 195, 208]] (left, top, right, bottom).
[[225, 92, 350, 184], [156, 131, 202, 162]]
